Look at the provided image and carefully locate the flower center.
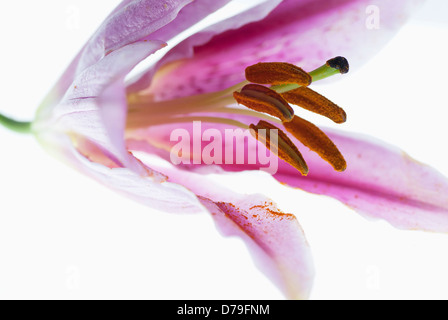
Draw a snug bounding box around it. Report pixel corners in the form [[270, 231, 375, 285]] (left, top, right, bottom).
[[126, 57, 349, 175]]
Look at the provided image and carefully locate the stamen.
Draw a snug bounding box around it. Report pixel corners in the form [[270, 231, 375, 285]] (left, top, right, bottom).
[[245, 62, 312, 87], [250, 120, 309, 176], [281, 86, 347, 124], [234, 84, 295, 122], [283, 116, 347, 172]]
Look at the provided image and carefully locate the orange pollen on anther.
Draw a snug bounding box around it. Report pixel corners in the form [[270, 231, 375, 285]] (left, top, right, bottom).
[[250, 120, 309, 176], [245, 62, 312, 87], [234, 84, 295, 122], [283, 116, 347, 172], [281, 86, 347, 124]]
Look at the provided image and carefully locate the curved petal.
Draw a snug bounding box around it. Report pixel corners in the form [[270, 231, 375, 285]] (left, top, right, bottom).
[[127, 120, 448, 233], [278, 129, 448, 233], [38, 0, 233, 111], [147, 0, 424, 101], [35, 40, 167, 176], [150, 163, 315, 300], [68, 138, 204, 214], [127, 0, 283, 92], [75, 0, 192, 73], [201, 197, 314, 300]]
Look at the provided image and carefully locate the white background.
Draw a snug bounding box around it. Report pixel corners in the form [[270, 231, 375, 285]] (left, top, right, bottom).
[[0, 0, 448, 300]]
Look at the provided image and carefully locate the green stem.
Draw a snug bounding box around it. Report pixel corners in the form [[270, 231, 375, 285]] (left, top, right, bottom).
[[308, 64, 342, 82], [0, 113, 32, 134]]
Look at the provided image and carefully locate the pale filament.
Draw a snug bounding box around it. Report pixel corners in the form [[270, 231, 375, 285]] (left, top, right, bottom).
[[127, 115, 250, 131], [128, 80, 250, 111], [125, 58, 350, 175], [126, 79, 282, 130]]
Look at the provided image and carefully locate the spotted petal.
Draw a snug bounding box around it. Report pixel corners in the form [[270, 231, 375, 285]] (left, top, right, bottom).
[[278, 128, 448, 233], [127, 0, 283, 92]]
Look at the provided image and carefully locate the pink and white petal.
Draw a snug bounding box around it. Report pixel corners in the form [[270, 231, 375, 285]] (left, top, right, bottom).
[[276, 129, 448, 233], [127, 0, 283, 92], [148, 0, 424, 101], [39, 0, 233, 110], [74, 0, 193, 76], [36, 40, 166, 175], [63, 136, 204, 214], [150, 163, 314, 300], [126, 120, 448, 233], [201, 197, 314, 300]]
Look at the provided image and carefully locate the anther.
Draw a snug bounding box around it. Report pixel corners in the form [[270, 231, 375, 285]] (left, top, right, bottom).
[[283, 116, 347, 172], [245, 62, 312, 87], [234, 84, 295, 122], [250, 120, 309, 176], [281, 87, 347, 124]]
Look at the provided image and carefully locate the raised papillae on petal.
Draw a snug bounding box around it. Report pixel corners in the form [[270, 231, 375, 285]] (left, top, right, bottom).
[[281, 87, 347, 124], [284, 116, 347, 172], [250, 120, 309, 176], [245, 62, 312, 87], [234, 84, 295, 122]]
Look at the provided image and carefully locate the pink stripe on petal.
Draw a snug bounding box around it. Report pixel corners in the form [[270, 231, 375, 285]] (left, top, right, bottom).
[[148, 0, 423, 101], [127, 120, 448, 233]]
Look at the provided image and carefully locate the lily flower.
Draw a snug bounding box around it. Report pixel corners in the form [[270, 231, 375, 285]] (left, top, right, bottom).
[[0, 0, 441, 300]]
